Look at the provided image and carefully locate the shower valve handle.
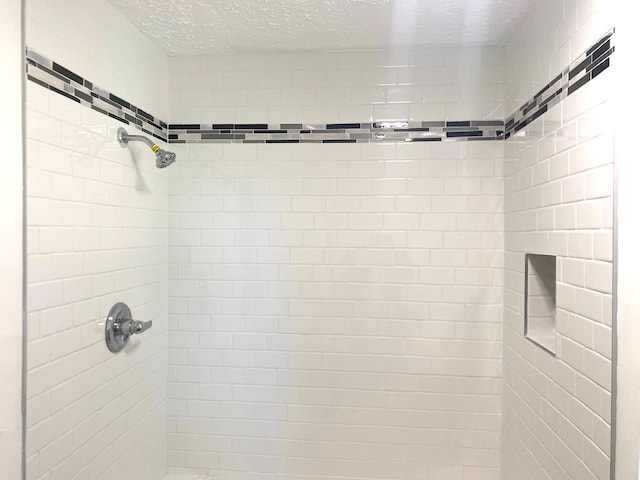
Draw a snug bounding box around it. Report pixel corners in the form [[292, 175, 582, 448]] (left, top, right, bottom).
[[105, 302, 153, 353], [117, 319, 153, 335]]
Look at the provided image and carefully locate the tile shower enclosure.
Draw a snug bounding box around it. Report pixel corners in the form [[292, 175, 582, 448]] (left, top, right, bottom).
[[24, 1, 614, 480]]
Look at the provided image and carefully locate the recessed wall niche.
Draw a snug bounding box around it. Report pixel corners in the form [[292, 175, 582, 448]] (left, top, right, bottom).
[[525, 254, 557, 354]]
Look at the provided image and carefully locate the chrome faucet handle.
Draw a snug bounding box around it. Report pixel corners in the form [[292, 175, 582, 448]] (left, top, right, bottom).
[[118, 319, 153, 335], [105, 303, 153, 353], [133, 320, 153, 333]]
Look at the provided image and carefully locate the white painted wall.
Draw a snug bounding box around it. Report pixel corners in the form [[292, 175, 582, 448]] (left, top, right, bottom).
[[0, 0, 24, 479], [24, 1, 170, 479], [501, 1, 615, 479]]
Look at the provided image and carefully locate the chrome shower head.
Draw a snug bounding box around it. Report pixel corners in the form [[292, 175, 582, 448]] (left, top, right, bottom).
[[117, 127, 176, 169], [155, 148, 176, 168]]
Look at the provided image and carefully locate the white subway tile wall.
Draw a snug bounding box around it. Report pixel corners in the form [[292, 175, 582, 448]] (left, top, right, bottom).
[[502, 1, 615, 479], [25, 0, 170, 479], [26, 85, 170, 480], [166, 139, 505, 479], [169, 47, 506, 125], [22, 0, 619, 479]]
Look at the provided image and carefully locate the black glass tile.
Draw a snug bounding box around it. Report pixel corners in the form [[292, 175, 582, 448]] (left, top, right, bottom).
[[254, 129, 288, 134], [52, 62, 83, 85], [91, 92, 98, 98], [159, 121, 168, 129], [322, 139, 357, 143], [137, 108, 154, 122], [266, 140, 300, 143], [27, 58, 36, 66], [514, 117, 532, 133], [586, 49, 613, 74], [471, 121, 505, 127], [169, 124, 201, 130], [568, 73, 590, 95], [446, 131, 483, 138], [300, 130, 312, 134], [235, 123, 268, 129], [109, 93, 131, 110], [590, 39, 611, 63], [74, 89, 93, 103], [221, 130, 231, 134], [446, 121, 471, 127], [212, 124, 234, 129], [27, 75, 49, 89], [587, 32, 613, 57], [590, 58, 610, 78], [107, 112, 128, 125], [151, 133, 166, 142], [412, 137, 442, 142], [49, 85, 81, 104], [169, 134, 179, 140], [505, 132, 511, 140], [394, 128, 430, 132], [327, 123, 361, 129]]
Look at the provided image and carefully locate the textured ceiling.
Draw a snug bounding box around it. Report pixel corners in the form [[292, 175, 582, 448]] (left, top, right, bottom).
[[108, 0, 538, 55]]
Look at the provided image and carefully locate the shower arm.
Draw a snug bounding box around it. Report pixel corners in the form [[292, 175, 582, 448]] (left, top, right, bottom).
[[117, 128, 159, 151]]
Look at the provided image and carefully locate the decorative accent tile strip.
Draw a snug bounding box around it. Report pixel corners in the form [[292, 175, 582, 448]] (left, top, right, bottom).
[[25, 29, 614, 145], [167, 121, 505, 144], [504, 29, 614, 139], [25, 48, 168, 143]]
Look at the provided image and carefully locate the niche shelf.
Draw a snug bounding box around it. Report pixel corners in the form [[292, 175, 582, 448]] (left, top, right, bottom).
[[524, 254, 557, 355]]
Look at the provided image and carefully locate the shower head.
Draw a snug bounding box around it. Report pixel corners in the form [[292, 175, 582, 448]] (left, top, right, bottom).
[[155, 148, 176, 168], [117, 127, 176, 169]]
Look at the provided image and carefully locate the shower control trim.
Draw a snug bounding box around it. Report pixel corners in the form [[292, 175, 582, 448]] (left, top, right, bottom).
[[105, 302, 153, 353]]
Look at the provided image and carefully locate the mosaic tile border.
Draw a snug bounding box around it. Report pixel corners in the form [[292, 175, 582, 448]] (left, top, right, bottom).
[[505, 29, 614, 139], [167, 120, 505, 144], [25, 48, 168, 142], [25, 29, 614, 145]]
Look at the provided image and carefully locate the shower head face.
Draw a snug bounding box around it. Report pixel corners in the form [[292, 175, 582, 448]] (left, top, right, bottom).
[[155, 149, 176, 168]]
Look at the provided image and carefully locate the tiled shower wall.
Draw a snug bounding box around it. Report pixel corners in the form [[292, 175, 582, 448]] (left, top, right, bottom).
[[25, 0, 170, 479], [502, 1, 615, 479], [169, 46, 505, 125], [167, 48, 506, 480]]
